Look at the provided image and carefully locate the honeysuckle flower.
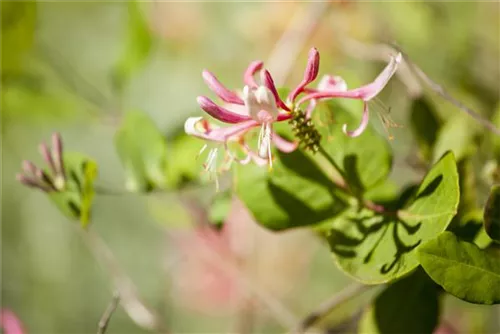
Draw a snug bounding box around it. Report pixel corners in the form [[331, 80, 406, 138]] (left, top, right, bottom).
[[186, 47, 321, 177], [298, 52, 402, 137], [16, 133, 66, 192]]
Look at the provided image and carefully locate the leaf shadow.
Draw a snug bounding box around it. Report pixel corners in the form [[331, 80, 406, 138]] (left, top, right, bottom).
[[328, 214, 422, 276], [266, 150, 349, 228]]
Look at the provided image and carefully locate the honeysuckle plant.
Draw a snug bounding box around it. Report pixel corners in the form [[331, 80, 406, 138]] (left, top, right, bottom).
[[15, 44, 500, 334]]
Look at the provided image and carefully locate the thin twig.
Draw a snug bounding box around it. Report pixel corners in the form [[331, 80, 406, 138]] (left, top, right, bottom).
[[266, 1, 332, 85], [292, 283, 371, 334], [390, 43, 500, 137], [97, 291, 120, 334], [79, 226, 167, 333]]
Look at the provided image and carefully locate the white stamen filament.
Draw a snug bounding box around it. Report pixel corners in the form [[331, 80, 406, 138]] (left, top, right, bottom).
[[258, 122, 273, 168], [203, 147, 220, 191]]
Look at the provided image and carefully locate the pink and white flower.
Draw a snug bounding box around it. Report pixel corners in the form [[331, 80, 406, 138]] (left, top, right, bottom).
[[185, 47, 321, 182], [298, 52, 402, 137], [185, 48, 401, 184]]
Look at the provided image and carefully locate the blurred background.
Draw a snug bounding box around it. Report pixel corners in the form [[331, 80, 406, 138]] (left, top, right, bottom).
[[2, 1, 500, 333]]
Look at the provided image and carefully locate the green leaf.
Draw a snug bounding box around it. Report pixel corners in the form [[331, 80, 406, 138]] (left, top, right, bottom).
[[484, 185, 500, 243], [112, 1, 153, 92], [327, 152, 459, 284], [235, 149, 348, 231], [433, 114, 477, 163], [409, 96, 442, 162], [313, 101, 393, 192], [1, 1, 36, 76], [209, 190, 232, 229], [358, 269, 439, 334], [418, 231, 500, 304], [114, 111, 168, 192], [48, 152, 98, 227], [165, 133, 204, 189]]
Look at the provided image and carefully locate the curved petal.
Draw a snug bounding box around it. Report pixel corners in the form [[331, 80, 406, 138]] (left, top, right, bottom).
[[347, 52, 401, 100], [185, 117, 258, 143], [261, 70, 290, 111], [202, 70, 244, 105], [272, 132, 298, 153], [197, 96, 251, 124], [298, 53, 401, 105], [342, 102, 370, 137], [243, 60, 263, 88], [288, 47, 320, 102]]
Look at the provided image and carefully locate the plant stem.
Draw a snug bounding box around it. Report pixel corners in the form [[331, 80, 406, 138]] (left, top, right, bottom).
[[291, 283, 372, 334], [97, 291, 120, 334], [79, 226, 167, 333]]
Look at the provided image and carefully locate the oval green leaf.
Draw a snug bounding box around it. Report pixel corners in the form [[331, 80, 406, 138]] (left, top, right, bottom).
[[327, 151, 459, 284], [484, 185, 500, 243], [358, 269, 439, 334], [114, 111, 168, 192], [235, 149, 348, 231], [418, 231, 500, 304], [313, 101, 393, 192]]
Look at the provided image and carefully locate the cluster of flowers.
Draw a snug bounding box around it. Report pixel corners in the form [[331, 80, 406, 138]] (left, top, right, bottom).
[[185, 47, 402, 187]]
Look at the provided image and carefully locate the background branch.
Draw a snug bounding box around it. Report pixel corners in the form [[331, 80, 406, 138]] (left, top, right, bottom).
[[97, 291, 120, 334], [79, 226, 167, 333], [292, 283, 371, 334]]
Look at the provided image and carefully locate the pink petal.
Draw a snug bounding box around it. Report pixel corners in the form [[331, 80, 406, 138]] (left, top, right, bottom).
[[1, 309, 25, 334], [261, 70, 290, 111], [346, 52, 401, 101], [185, 117, 258, 143], [342, 102, 370, 137], [317, 75, 348, 92], [297, 53, 401, 105], [272, 132, 298, 152], [276, 113, 293, 122], [202, 70, 244, 105], [243, 60, 263, 88], [197, 96, 251, 124], [288, 47, 320, 102]]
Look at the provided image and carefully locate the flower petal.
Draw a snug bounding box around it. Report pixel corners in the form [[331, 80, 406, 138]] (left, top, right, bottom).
[[261, 70, 290, 111], [272, 132, 298, 153], [317, 75, 348, 92], [243, 60, 263, 88], [342, 102, 370, 137], [345, 52, 402, 101], [202, 70, 244, 105], [298, 53, 401, 105], [197, 96, 251, 124], [288, 47, 320, 102], [185, 117, 258, 143]]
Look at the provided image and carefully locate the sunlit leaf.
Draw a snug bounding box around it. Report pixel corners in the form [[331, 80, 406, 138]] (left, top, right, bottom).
[[484, 184, 500, 243], [418, 231, 500, 304], [235, 149, 348, 231], [327, 152, 459, 284], [358, 269, 439, 334], [114, 111, 168, 192], [314, 101, 392, 193], [48, 152, 97, 227]]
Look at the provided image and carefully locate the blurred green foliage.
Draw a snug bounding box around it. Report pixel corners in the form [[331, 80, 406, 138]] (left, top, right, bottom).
[[2, 2, 500, 333]]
